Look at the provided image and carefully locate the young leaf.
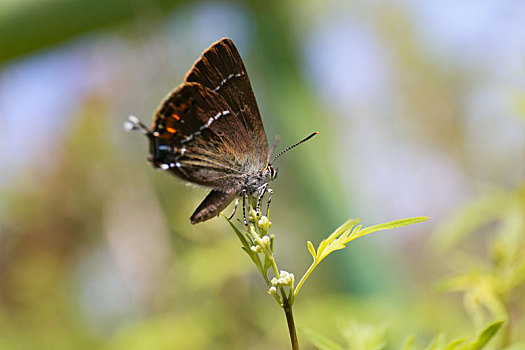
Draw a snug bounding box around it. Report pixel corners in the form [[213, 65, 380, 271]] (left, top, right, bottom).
[[294, 217, 430, 300], [314, 217, 430, 263], [352, 217, 430, 240], [443, 338, 466, 350], [223, 214, 251, 250], [224, 215, 265, 274], [458, 320, 503, 350], [307, 241, 317, 260]]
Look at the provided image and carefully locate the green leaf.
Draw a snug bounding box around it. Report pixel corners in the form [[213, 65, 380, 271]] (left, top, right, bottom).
[[307, 241, 317, 260], [318, 219, 361, 254], [263, 254, 272, 274], [223, 214, 251, 250], [296, 216, 429, 300], [459, 320, 503, 350], [224, 214, 264, 273], [355, 217, 430, 238], [318, 217, 429, 262], [443, 338, 466, 350], [302, 328, 343, 350]]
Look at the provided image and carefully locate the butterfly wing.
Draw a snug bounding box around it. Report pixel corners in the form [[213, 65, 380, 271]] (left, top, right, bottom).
[[148, 39, 269, 224], [184, 38, 268, 170], [149, 82, 260, 191], [189, 190, 237, 224]]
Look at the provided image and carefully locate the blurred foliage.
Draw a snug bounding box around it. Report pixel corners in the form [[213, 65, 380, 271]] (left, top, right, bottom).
[[0, 0, 187, 64], [433, 185, 525, 347], [303, 321, 503, 350], [299, 184, 525, 348]]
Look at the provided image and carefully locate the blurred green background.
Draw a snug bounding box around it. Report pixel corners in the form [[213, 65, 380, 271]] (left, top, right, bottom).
[[1, 0, 524, 349]]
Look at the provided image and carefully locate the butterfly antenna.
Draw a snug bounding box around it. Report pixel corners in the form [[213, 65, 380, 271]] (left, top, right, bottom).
[[270, 132, 318, 165], [124, 115, 151, 136]]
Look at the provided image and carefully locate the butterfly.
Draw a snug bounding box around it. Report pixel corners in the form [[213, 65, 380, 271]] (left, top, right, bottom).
[[126, 38, 316, 224]]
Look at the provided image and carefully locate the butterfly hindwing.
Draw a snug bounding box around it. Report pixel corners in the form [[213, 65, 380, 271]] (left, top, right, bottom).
[[190, 190, 238, 224]]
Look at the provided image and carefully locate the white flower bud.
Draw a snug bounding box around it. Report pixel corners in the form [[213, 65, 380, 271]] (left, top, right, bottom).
[[277, 270, 294, 286], [268, 286, 277, 295], [258, 216, 271, 231], [249, 208, 258, 222], [251, 245, 262, 253], [271, 277, 278, 286], [261, 235, 270, 248], [284, 273, 294, 286]]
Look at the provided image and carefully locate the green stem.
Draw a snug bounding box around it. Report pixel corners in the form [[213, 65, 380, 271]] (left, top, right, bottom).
[[282, 295, 299, 350], [269, 255, 280, 280], [291, 261, 317, 303]]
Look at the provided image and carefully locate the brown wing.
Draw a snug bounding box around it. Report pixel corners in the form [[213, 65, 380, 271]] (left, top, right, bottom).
[[184, 38, 268, 169], [190, 190, 237, 224], [149, 82, 259, 191]]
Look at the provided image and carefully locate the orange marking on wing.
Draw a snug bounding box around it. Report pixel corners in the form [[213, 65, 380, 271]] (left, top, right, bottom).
[[172, 113, 180, 120], [167, 127, 177, 133]]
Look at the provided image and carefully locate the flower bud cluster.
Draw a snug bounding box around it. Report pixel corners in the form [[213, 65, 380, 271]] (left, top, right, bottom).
[[251, 234, 271, 254], [278, 270, 294, 287], [271, 270, 294, 288], [257, 215, 271, 232], [268, 270, 295, 295], [247, 208, 271, 233], [247, 210, 272, 254]]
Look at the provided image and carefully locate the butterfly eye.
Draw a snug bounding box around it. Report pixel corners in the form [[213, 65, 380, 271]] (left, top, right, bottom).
[[268, 165, 278, 180]]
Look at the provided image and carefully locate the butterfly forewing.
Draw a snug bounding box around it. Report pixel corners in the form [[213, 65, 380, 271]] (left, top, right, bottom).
[[151, 83, 258, 190], [184, 38, 268, 171]]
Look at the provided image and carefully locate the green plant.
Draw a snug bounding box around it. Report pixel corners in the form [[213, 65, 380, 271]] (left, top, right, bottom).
[[225, 200, 429, 349]]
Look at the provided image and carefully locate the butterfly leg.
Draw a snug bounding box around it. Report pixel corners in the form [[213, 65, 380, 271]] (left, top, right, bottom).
[[256, 183, 269, 215], [266, 188, 273, 217], [228, 198, 240, 220]]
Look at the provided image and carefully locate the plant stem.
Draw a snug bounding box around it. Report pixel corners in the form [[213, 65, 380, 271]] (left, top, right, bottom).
[[282, 295, 299, 350], [292, 261, 316, 303], [269, 255, 280, 280]]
